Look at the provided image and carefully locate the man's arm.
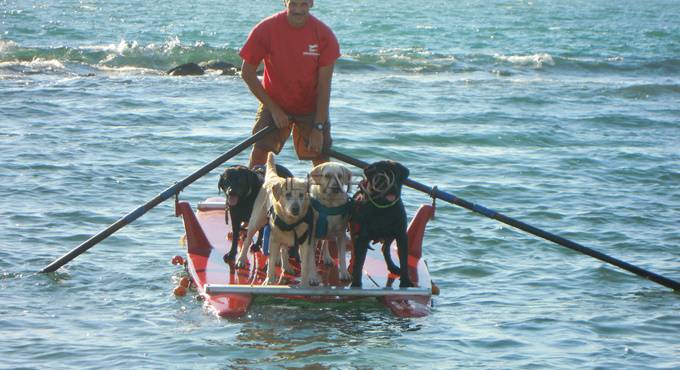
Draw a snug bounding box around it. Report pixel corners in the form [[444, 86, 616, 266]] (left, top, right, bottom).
[[241, 60, 290, 129], [314, 63, 334, 124], [308, 63, 335, 152]]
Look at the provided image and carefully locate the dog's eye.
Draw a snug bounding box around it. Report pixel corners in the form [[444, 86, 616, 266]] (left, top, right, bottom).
[[285, 193, 292, 200]]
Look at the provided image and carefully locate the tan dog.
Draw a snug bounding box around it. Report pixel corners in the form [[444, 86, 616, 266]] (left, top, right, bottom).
[[237, 153, 314, 286], [309, 162, 353, 282]]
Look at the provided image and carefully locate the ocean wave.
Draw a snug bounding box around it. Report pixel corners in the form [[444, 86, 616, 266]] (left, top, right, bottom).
[[96, 65, 161, 75], [606, 83, 680, 98], [495, 53, 555, 68], [342, 48, 458, 73], [0, 57, 65, 74], [1, 38, 678, 78], [0, 38, 240, 76], [0, 39, 19, 54]]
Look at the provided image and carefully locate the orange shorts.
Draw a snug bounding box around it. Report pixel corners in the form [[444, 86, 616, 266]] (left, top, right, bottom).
[[252, 104, 332, 161]]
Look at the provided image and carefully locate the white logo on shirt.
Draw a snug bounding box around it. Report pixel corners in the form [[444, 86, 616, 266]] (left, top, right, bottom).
[[303, 44, 319, 56]]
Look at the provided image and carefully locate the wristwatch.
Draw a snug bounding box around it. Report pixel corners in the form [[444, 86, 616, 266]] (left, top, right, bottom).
[[313, 122, 324, 130]]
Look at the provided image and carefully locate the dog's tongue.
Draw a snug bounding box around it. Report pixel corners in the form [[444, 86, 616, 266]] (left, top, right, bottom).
[[385, 194, 396, 202], [228, 195, 239, 207]]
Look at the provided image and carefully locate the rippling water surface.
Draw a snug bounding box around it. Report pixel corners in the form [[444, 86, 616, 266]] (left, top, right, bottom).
[[1, 1, 679, 368]]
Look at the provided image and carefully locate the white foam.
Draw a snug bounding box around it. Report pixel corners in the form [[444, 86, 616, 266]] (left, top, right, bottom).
[[0, 39, 19, 53], [496, 53, 555, 68], [81, 37, 189, 57], [96, 65, 160, 75], [0, 57, 65, 70], [165, 36, 182, 50], [79, 39, 140, 54]]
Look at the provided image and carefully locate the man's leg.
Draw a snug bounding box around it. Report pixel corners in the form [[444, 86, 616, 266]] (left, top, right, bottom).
[[249, 146, 269, 168], [292, 114, 332, 166], [249, 104, 290, 168], [312, 156, 329, 167]]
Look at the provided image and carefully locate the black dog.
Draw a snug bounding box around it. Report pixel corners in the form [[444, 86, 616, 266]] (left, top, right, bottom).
[[349, 160, 412, 288], [218, 164, 293, 262]]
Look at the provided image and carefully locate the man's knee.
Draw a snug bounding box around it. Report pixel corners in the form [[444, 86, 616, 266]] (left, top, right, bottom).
[[312, 156, 329, 167]]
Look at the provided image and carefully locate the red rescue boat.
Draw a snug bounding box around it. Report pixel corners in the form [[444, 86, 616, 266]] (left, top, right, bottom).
[[175, 197, 435, 318]]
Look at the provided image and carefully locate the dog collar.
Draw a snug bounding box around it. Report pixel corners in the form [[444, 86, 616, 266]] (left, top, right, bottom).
[[310, 198, 352, 238], [358, 178, 400, 209], [362, 190, 400, 209]]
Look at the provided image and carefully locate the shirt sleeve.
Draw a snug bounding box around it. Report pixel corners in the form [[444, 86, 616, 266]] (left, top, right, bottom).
[[318, 25, 341, 67], [239, 21, 269, 66]]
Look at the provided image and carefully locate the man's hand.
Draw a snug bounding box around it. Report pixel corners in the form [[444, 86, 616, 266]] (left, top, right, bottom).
[[241, 61, 290, 130], [271, 106, 290, 129], [307, 128, 324, 153]]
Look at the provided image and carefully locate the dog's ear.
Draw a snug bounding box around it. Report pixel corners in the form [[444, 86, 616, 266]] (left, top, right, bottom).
[[272, 182, 282, 200], [217, 171, 228, 194], [393, 162, 410, 181], [342, 166, 352, 183], [308, 164, 322, 185], [363, 162, 377, 178], [342, 167, 352, 192]]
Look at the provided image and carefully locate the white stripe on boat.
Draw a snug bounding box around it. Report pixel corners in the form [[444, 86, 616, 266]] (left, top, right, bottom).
[[204, 284, 431, 297], [197, 201, 225, 211]]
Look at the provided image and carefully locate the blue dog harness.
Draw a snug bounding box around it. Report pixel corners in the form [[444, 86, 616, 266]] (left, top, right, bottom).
[[310, 198, 353, 238]]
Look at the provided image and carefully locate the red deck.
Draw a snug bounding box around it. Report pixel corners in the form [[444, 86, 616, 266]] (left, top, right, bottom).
[[175, 197, 434, 318]]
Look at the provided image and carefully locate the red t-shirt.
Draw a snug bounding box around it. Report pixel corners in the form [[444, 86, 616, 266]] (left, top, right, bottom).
[[240, 11, 341, 115]]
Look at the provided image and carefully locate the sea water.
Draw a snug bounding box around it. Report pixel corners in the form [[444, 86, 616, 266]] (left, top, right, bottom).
[[1, 1, 679, 368]]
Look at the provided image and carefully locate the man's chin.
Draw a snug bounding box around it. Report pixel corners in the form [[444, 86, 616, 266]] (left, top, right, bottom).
[[289, 13, 308, 21]]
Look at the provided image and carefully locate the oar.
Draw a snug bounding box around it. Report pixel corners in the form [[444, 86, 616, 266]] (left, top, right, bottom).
[[327, 148, 680, 291], [40, 125, 276, 273]]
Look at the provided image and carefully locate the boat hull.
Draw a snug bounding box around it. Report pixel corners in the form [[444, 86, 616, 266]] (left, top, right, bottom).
[[175, 197, 434, 318]]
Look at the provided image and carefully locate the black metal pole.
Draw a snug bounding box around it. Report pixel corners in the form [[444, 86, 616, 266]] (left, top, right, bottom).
[[40, 125, 276, 273], [327, 148, 680, 291]]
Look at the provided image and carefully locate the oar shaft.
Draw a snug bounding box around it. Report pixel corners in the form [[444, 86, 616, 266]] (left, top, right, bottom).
[[40, 125, 276, 273], [327, 148, 680, 291]]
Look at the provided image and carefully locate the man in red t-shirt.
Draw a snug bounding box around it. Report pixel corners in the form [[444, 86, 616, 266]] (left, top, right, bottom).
[[240, 0, 341, 167]]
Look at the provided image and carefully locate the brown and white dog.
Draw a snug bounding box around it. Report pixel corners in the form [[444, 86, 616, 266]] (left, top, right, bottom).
[[238, 153, 314, 286], [309, 162, 353, 282]]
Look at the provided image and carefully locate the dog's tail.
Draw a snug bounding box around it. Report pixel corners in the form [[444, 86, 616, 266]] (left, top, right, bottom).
[[265, 152, 278, 184]]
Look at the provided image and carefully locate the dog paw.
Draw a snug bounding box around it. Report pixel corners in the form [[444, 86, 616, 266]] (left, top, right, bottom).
[[321, 246, 334, 265], [308, 271, 321, 286]]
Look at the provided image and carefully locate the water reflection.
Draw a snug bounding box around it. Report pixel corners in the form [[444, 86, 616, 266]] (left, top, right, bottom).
[[222, 298, 423, 367]]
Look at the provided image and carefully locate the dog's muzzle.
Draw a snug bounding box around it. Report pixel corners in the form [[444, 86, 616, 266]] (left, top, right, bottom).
[[227, 190, 239, 207], [291, 203, 301, 216]]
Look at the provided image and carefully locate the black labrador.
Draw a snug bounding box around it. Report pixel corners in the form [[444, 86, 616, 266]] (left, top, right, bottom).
[[349, 160, 413, 288], [218, 164, 293, 262]]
